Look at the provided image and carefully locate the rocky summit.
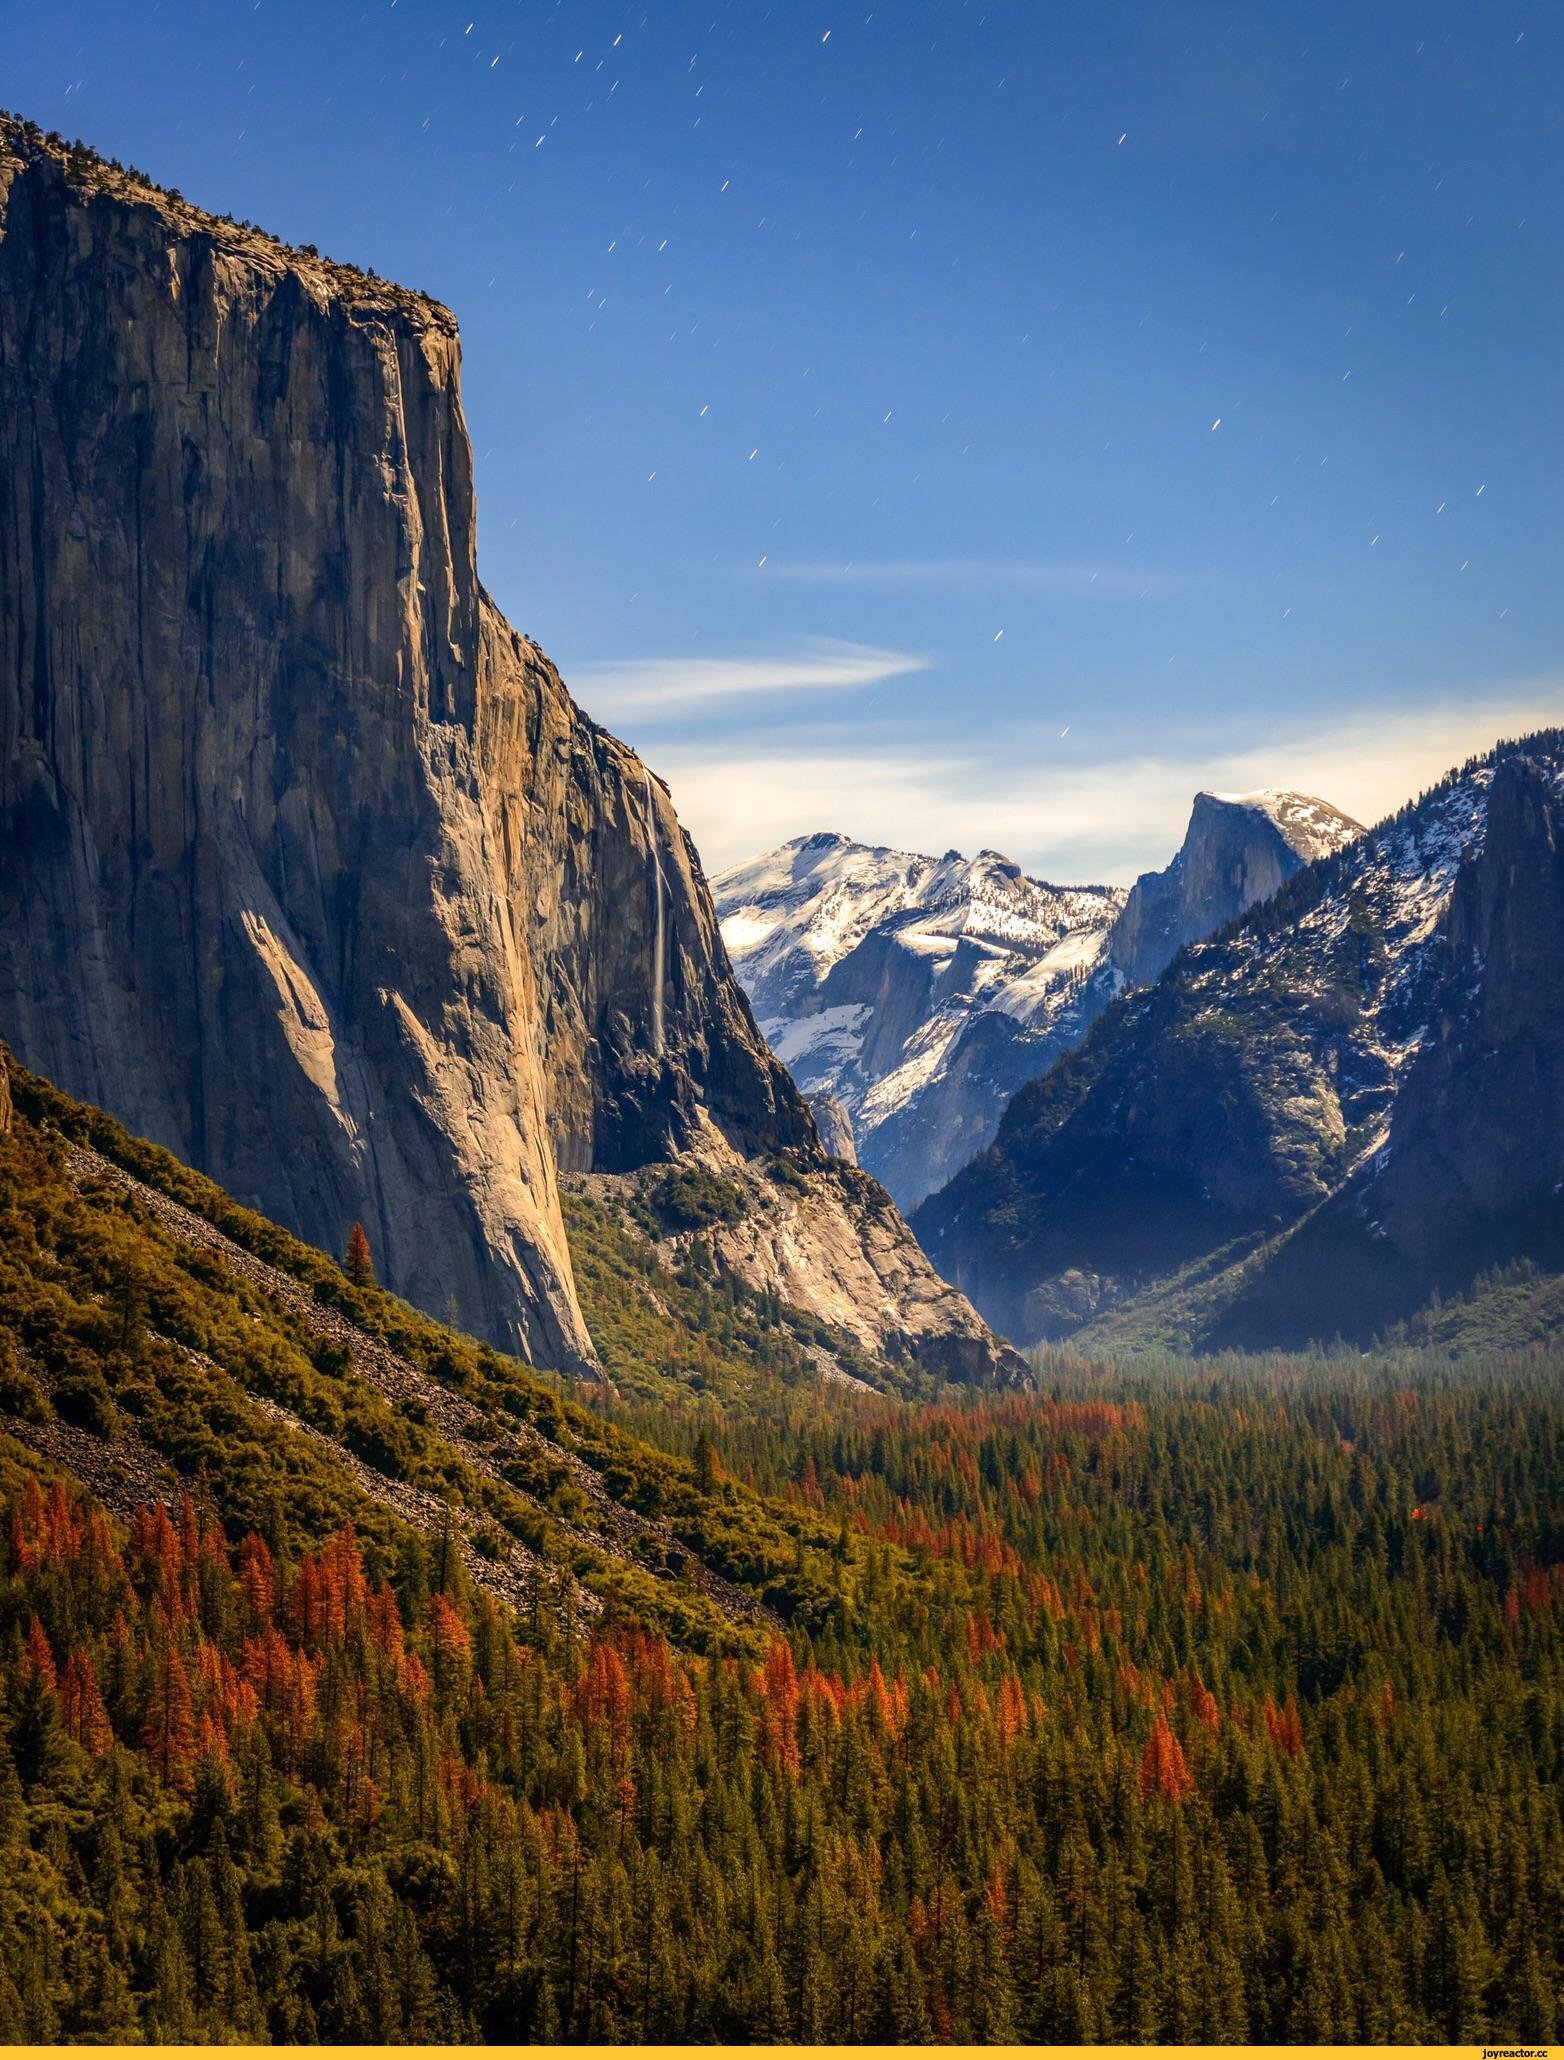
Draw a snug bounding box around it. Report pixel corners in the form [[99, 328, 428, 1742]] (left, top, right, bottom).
[[714, 835, 1123, 1209], [1103, 788, 1362, 989], [913, 733, 1564, 1351], [0, 120, 1016, 1385], [716, 791, 1358, 1213]]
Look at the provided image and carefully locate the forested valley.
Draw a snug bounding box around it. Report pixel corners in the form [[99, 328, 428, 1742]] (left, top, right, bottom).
[[2, 1047, 1560, 2042], [3, 1311, 1559, 2037]]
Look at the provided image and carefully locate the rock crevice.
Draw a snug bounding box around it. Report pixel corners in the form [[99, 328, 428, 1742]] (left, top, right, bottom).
[[0, 122, 1011, 1383]]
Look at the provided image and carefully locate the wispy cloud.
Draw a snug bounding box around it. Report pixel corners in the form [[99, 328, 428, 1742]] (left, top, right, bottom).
[[762, 557, 1181, 599], [570, 638, 928, 718], [649, 681, 1564, 880]]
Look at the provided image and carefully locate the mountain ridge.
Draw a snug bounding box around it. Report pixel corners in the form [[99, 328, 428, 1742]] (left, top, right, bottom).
[[716, 786, 1359, 1211], [913, 730, 1564, 1351], [715, 834, 1123, 1209]]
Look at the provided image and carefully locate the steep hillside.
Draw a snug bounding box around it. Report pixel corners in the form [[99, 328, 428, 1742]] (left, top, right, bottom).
[[0, 116, 1010, 1385], [914, 734, 1564, 1351], [0, 1045, 952, 1651], [716, 790, 1358, 1212]]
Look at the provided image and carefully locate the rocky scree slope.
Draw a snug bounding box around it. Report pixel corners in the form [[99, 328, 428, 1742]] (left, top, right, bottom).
[[716, 790, 1358, 1213], [0, 119, 1011, 1385], [913, 734, 1564, 1351]]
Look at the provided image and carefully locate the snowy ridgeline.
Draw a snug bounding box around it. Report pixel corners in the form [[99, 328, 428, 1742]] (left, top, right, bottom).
[[908, 735, 1564, 1354], [1205, 787, 1364, 864], [713, 834, 1124, 1206], [714, 791, 1363, 1212]]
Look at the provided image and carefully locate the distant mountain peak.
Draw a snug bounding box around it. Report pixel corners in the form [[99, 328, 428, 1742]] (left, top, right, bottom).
[[1105, 784, 1362, 989], [717, 782, 1361, 1215], [714, 833, 1126, 1209], [913, 732, 1564, 1353]]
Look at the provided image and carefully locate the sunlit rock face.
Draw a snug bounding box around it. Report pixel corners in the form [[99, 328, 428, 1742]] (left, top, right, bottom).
[[0, 123, 1019, 1386]]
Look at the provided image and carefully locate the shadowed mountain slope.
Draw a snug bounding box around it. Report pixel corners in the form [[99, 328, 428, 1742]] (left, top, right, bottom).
[[914, 734, 1564, 1351]]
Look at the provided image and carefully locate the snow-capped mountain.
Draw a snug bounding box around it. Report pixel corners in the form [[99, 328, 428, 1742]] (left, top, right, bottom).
[[714, 835, 1125, 1208], [1104, 787, 1363, 987], [715, 788, 1361, 1211], [913, 733, 1564, 1352]]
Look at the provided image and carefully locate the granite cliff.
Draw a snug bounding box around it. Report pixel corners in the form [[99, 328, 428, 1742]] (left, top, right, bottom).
[[0, 119, 1015, 1383], [715, 793, 1358, 1212], [1104, 788, 1361, 989], [913, 735, 1564, 1351]]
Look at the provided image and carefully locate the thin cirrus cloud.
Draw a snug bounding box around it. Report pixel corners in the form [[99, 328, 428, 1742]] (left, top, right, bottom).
[[654, 680, 1564, 880], [569, 638, 929, 719], [761, 557, 1182, 599]]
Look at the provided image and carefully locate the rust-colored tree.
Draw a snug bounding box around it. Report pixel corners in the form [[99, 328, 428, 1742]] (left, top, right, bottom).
[[344, 1220, 374, 1287], [1138, 1710, 1195, 1802], [142, 1620, 198, 1792], [758, 1637, 801, 1779], [61, 1649, 112, 1754]]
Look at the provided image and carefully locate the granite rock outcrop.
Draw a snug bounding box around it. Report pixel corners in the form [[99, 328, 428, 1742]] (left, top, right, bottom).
[[0, 120, 1013, 1382]]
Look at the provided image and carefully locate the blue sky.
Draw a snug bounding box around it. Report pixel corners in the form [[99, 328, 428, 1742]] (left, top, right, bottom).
[[10, 0, 1561, 878]]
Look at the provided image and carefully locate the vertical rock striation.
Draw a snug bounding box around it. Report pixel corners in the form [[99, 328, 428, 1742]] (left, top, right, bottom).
[[0, 121, 1007, 1382], [1104, 789, 1362, 990], [0, 131, 584, 1361]]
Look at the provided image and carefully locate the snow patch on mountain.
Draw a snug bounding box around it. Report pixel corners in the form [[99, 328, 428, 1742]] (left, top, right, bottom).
[[1206, 788, 1364, 864], [717, 785, 1365, 1213], [714, 835, 1125, 1206]]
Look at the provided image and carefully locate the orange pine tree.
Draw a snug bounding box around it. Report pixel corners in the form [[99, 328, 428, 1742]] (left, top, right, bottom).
[[142, 1625, 198, 1792], [23, 1615, 57, 1695], [758, 1637, 802, 1778], [344, 1220, 374, 1286], [1138, 1711, 1195, 1802], [61, 1649, 112, 1754]]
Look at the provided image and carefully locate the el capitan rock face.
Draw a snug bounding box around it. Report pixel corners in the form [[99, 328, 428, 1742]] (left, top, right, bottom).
[[0, 121, 1013, 1383]]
